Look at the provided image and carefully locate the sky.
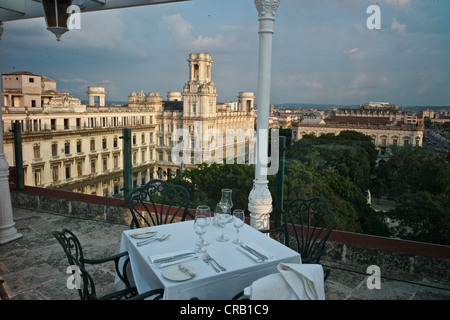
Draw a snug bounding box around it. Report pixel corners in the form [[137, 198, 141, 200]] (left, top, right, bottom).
[[0, 0, 449, 107]]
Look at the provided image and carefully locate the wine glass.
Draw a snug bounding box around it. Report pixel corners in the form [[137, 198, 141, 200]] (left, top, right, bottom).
[[197, 205, 211, 246], [219, 188, 233, 222], [232, 209, 245, 245], [193, 206, 209, 253], [215, 204, 230, 242]]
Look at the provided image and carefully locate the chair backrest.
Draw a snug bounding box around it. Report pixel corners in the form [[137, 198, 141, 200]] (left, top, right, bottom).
[[283, 196, 335, 264], [127, 179, 193, 229], [53, 229, 98, 300]]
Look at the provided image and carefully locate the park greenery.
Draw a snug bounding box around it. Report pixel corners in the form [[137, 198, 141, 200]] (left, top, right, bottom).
[[168, 129, 450, 245]]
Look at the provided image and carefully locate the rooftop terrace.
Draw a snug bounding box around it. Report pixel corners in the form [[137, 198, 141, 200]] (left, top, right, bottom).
[[1, 186, 449, 301]]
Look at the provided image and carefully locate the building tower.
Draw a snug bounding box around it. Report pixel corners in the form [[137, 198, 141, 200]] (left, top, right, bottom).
[[238, 92, 255, 112], [183, 53, 217, 118], [167, 91, 182, 101], [87, 86, 106, 107]]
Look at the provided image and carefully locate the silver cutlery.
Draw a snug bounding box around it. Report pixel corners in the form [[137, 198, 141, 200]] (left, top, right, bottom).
[[153, 251, 196, 264], [203, 252, 226, 271], [202, 254, 220, 273], [137, 234, 170, 246], [240, 244, 268, 261], [131, 229, 156, 236], [178, 264, 196, 278]]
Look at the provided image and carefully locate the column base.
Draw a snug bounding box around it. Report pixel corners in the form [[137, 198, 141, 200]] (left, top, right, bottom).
[[248, 179, 272, 230], [0, 222, 22, 244]]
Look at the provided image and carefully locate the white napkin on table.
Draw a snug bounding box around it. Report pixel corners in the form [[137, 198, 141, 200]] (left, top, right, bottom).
[[243, 273, 296, 300], [277, 263, 325, 300], [148, 250, 197, 268], [243, 263, 325, 300], [237, 242, 275, 262]]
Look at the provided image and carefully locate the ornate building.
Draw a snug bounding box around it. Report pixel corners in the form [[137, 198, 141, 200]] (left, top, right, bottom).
[[1, 54, 256, 196], [292, 102, 424, 148]]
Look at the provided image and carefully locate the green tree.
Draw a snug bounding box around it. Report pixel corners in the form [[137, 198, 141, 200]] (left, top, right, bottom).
[[280, 159, 389, 235], [389, 191, 450, 245], [376, 145, 450, 197], [169, 162, 255, 211], [375, 145, 450, 245]]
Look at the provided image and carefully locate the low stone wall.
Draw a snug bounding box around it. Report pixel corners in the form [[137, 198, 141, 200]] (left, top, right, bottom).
[[10, 186, 132, 226], [324, 241, 450, 283]]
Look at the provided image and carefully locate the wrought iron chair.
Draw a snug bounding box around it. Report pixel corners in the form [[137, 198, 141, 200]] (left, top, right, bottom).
[[264, 196, 335, 278], [53, 229, 164, 300], [232, 197, 335, 300], [233, 196, 335, 300], [0, 278, 10, 300], [127, 179, 193, 229]]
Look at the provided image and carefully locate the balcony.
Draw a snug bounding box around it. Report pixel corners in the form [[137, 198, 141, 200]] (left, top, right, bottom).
[[0, 185, 449, 300]]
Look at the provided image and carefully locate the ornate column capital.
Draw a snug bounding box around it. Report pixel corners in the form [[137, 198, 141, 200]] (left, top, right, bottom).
[[254, 0, 280, 18]]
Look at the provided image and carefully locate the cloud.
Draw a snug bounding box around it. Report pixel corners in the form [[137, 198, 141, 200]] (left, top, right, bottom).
[[58, 78, 89, 83], [346, 48, 362, 60], [301, 79, 323, 90], [162, 14, 237, 52], [382, 0, 410, 7], [64, 12, 148, 58], [391, 18, 407, 35], [2, 11, 148, 59]]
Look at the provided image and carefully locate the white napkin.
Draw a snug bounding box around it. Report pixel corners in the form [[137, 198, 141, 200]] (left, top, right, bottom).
[[243, 263, 325, 300], [129, 228, 157, 238], [148, 250, 197, 268], [243, 273, 297, 300], [277, 263, 325, 300], [238, 242, 275, 262]]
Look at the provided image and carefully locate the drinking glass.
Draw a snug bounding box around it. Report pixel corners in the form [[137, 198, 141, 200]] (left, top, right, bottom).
[[232, 209, 245, 245], [196, 205, 211, 246], [193, 205, 209, 253], [219, 188, 233, 221], [215, 204, 230, 242]]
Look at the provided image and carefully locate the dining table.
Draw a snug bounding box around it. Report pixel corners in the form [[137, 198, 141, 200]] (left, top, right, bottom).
[[116, 218, 301, 300]]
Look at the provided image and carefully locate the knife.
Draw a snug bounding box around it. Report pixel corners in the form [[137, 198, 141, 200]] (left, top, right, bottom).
[[240, 245, 268, 261], [153, 252, 196, 264]]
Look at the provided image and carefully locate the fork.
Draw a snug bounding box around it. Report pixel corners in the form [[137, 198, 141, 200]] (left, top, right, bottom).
[[203, 253, 227, 271], [137, 234, 170, 246], [202, 253, 226, 272], [202, 254, 220, 273]]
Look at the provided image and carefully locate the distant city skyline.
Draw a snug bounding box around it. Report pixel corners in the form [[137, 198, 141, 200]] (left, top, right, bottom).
[[1, 0, 449, 107]]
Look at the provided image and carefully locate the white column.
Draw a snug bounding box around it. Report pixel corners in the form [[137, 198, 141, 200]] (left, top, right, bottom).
[[249, 0, 280, 230], [0, 92, 22, 244]]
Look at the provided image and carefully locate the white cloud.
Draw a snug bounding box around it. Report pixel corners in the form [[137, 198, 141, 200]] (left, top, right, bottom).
[[346, 48, 362, 60], [162, 14, 238, 52], [391, 18, 407, 35], [382, 0, 411, 7], [301, 79, 323, 90], [3, 11, 148, 58]]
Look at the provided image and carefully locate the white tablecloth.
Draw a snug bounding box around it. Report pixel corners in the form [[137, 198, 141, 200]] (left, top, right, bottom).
[[117, 220, 301, 300]]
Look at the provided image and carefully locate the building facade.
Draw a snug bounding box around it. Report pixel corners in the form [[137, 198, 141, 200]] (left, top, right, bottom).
[[1, 53, 256, 197], [292, 102, 424, 148]]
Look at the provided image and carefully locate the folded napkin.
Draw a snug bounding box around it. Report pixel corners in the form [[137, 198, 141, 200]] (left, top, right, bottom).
[[238, 242, 274, 262], [243, 263, 325, 300], [243, 273, 295, 300], [277, 263, 325, 300], [129, 228, 157, 239], [148, 250, 197, 268]]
